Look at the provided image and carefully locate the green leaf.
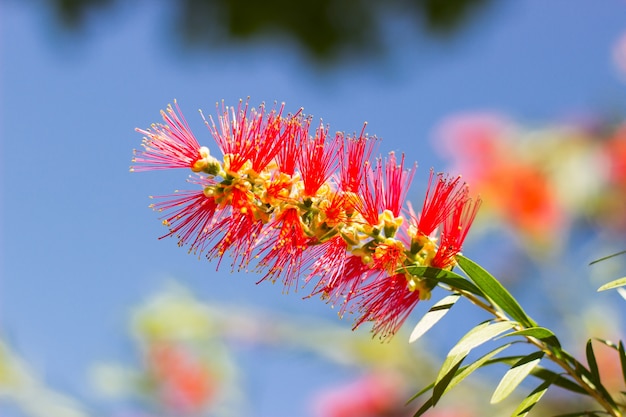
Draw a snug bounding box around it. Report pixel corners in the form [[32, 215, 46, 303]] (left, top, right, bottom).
[[412, 396, 434, 417], [503, 327, 553, 339], [502, 327, 561, 348], [486, 357, 589, 396], [618, 340, 626, 383], [409, 294, 460, 343], [491, 351, 544, 404], [586, 339, 600, 384], [409, 344, 512, 415], [432, 321, 516, 405], [509, 377, 553, 417], [402, 265, 484, 296], [598, 338, 626, 385], [432, 355, 464, 405], [597, 277, 626, 292], [589, 250, 626, 265], [561, 351, 618, 408], [456, 255, 536, 327], [446, 344, 512, 396], [448, 320, 517, 357]]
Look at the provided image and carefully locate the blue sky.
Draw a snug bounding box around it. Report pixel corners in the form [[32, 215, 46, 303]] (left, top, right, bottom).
[[2, 1, 626, 416]]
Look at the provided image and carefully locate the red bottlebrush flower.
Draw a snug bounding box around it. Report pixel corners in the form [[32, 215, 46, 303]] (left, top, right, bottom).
[[339, 127, 377, 193], [353, 273, 421, 339], [205, 186, 264, 267], [299, 120, 340, 197], [370, 238, 408, 276], [307, 236, 350, 295], [416, 170, 468, 237], [133, 102, 202, 171], [256, 207, 316, 292], [276, 111, 305, 176], [355, 152, 415, 226], [151, 187, 219, 255], [431, 197, 482, 269], [320, 254, 374, 314], [204, 100, 286, 174]]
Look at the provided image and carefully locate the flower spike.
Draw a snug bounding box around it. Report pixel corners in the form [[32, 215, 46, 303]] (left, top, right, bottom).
[[133, 100, 480, 338]]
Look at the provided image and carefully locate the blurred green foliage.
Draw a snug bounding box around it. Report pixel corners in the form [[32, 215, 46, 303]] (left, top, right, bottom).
[[48, 0, 492, 61]]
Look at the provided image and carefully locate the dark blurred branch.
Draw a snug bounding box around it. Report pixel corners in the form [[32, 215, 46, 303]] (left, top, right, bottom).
[[46, 0, 493, 61]]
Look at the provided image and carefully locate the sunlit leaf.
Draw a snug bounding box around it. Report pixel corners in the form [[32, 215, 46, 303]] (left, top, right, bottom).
[[485, 357, 589, 396], [509, 377, 553, 417], [491, 351, 544, 404], [597, 277, 626, 292], [446, 344, 511, 395], [409, 344, 512, 414], [432, 321, 516, 405], [448, 320, 516, 357], [432, 355, 464, 405], [409, 294, 460, 343], [501, 327, 561, 348], [456, 255, 536, 327]]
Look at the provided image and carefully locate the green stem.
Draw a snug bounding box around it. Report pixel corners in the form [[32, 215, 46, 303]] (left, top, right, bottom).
[[454, 287, 623, 417]]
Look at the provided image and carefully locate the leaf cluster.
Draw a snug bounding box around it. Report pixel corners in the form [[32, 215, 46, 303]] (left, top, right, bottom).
[[406, 256, 626, 417]]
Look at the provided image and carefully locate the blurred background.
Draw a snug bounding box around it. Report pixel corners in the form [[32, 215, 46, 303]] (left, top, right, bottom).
[[1, 0, 626, 416]]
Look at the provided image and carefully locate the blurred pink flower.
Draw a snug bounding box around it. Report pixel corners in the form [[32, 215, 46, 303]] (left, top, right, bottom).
[[311, 371, 411, 417], [613, 31, 626, 79]]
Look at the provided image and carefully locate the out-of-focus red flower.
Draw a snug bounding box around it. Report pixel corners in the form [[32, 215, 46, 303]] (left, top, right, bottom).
[[147, 342, 216, 414], [605, 125, 626, 188], [435, 113, 565, 247], [311, 372, 411, 417]]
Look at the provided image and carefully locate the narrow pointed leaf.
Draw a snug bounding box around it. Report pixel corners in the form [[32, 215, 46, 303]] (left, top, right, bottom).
[[483, 357, 589, 396], [589, 250, 626, 265], [597, 277, 626, 292], [586, 339, 600, 384], [502, 327, 561, 348], [510, 377, 553, 417], [409, 294, 460, 343], [618, 340, 626, 383], [408, 344, 511, 406], [406, 382, 434, 404], [412, 397, 434, 417], [491, 351, 544, 404], [456, 255, 535, 327], [445, 344, 511, 395], [528, 366, 588, 395], [432, 321, 515, 405], [432, 355, 464, 405], [448, 320, 516, 357]]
